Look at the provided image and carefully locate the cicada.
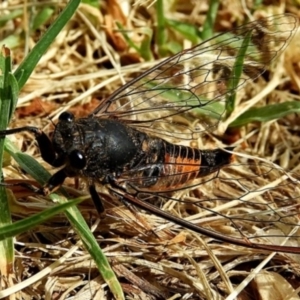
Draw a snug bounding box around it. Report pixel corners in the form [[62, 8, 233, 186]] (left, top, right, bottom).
[[1, 14, 299, 253]]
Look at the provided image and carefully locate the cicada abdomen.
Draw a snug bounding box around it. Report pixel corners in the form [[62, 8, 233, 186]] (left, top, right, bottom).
[[127, 137, 234, 191]]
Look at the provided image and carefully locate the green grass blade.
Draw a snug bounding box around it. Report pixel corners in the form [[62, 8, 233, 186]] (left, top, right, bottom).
[[165, 19, 200, 44], [0, 47, 18, 125], [200, 0, 220, 40], [156, 0, 167, 56], [0, 9, 23, 27], [32, 7, 55, 31], [139, 27, 153, 61], [4, 139, 51, 185], [225, 30, 252, 116], [229, 101, 300, 127], [118, 22, 153, 60], [0, 35, 22, 49], [116, 22, 142, 53], [82, 0, 100, 8], [0, 46, 18, 273], [0, 197, 83, 241]]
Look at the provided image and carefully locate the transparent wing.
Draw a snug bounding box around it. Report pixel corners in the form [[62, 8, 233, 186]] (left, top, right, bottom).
[[92, 14, 298, 141], [113, 158, 300, 252]]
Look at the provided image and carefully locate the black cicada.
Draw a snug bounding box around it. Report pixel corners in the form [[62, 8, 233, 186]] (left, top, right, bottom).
[[1, 14, 299, 253]]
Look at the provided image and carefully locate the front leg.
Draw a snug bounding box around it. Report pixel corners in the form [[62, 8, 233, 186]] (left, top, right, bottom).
[[0, 126, 64, 167], [41, 168, 68, 195], [0, 126, 67, 195], [0, 168, 68, 198]]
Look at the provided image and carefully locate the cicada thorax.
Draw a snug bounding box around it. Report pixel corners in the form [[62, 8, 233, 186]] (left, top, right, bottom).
[[51, 115, 147, 177]]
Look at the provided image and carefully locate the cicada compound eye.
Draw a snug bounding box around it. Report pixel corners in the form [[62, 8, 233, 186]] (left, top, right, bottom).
[[59, 111, 74, 122], [69, 149, 86, 170]]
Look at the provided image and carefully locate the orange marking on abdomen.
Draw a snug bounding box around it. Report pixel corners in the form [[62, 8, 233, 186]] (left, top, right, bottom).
[[164, 153, 200, 174], [158, 151, 201, 189]]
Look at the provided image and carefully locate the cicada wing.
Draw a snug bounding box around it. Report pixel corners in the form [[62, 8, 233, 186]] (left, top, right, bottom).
[[115, 158, 300, 253], [92, 14, 298, 141]]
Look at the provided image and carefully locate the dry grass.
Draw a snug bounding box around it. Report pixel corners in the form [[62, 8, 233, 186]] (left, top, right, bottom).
[[1, 0, 300, 299]]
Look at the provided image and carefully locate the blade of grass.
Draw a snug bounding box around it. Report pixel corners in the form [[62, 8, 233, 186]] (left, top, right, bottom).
[[0, 35, 22, 49], [0, 9, 23, 27], [139, 27, 154, 61], [117, 22, 153, 61], [4, 139, 51, 185], [0, 196, 84, 241], [82, 0, 100, 8], [225, 30, 252, 116], [165, 19, 200, 44], [156, 0, 167, 56], [200, 0, 220, 40], [0, 47, 19, 128], [116, 22, 141, 53], [229, 101, 300, 127], [0, 46, 18, 275], [155, 1, 183, 56], [32, 7, 55, 31]]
